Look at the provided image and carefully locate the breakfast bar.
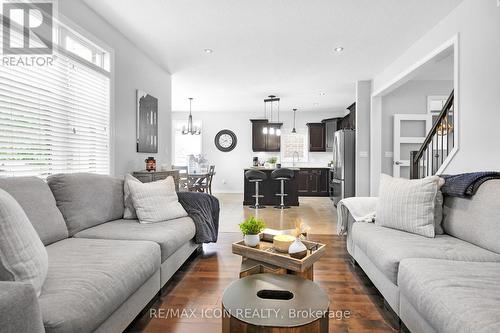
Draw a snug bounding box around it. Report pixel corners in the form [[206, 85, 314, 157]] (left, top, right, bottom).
[[243, 167, 300, 206]]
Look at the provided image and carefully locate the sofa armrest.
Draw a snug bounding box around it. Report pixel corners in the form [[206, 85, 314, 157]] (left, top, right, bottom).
[[336, 197, 378, 236], [0, 281, 44, 333]]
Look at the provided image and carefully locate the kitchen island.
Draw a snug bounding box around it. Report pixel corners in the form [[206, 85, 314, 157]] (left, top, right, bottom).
[[243, 167, 330, 206]]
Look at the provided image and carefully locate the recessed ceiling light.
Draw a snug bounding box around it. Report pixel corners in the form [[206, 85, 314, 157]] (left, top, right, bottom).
[[334, 47, 344, 53], [313, 102, 319, 107], [319, 92, 326, 96], [204, 48, 214, 54]]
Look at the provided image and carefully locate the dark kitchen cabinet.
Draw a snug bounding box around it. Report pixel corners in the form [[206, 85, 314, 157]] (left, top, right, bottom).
[[323, 118, 338, 152], [297, 170, 310, 194], [307, 123, 326, 152], [266, 125, 281, 151], [296, 168, 329, 196], [250, 120, 282, 152], [339, 103, 356, 130]]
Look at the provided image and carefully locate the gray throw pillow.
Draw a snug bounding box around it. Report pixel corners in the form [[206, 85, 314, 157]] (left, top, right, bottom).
[[123, 174, 139, 219], [376, 174, 441, 238], [0, 189, 48, 296]]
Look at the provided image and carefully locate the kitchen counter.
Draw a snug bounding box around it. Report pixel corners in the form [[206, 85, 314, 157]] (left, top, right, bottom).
[[243, 167, 330, 206]]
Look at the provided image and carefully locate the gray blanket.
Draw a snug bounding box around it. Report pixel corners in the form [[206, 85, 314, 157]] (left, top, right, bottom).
[[177, 192, 219, 244], [441, 172, 500, 197]]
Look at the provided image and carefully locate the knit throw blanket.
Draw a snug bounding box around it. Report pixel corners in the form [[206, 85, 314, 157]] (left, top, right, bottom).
[[441, 172, 500, 197], [177, 192, 220, 244]]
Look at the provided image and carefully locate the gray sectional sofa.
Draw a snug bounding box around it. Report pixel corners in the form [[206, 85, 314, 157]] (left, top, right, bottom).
[[0, 173, 201, 333], [344, 179, 500, 333]]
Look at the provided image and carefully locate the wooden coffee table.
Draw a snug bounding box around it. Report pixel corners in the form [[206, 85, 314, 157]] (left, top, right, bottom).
[[232, 235, 326, 280]]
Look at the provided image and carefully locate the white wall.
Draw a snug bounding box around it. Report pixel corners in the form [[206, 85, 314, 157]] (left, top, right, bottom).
[[172, 110, 345, 193], [355, 81, 371, 196], [373, 0, 500, 175], [381, 80, 453, 176], [60, 0, 172, 176]]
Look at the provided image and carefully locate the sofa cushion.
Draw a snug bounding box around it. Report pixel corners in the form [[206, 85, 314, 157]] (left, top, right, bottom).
[[376, 174, 441, 238], [74, 217, 196, 262], [352, 222, 500, 284], [399, 258, 500, 333], [443, 179, 500, 254], [47, 173, 124, 236], [127, 176, 188, 224], [39, 238, 160, 333], [0, 189, 48, 296], [0, 177, 68, 245]]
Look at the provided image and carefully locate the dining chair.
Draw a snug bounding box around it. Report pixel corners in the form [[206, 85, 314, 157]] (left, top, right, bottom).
[[206, 165, 216, 195], [172, 165, 188, 191]]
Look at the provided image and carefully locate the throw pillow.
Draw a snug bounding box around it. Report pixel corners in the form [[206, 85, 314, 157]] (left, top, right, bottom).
[[128, 176, 188, 223], [376, 174, 441, 238], [0, 189, 48, 296], [123, 174, 140, 219]]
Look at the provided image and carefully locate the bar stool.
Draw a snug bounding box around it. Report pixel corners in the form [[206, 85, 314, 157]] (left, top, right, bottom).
[[271, 168, 294, 209], [245, 170, 267, 209]]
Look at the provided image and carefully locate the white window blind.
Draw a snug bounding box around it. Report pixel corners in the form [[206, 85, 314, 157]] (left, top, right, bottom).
[[0, 32, 111, 178]]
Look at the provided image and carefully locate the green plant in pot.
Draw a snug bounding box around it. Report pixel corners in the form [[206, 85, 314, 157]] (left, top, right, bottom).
[[267, 156, 278, 168], [239, 216, 266, 247]]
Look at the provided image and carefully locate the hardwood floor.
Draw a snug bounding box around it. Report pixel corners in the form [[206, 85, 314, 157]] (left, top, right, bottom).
[[125, 233, 398, 333], [218, 193, 337, 234]]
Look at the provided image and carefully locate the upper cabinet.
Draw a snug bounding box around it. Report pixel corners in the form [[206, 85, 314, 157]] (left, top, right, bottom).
[[307, 102, 355, 152], [250, 119, 282, 152], [307, 123, 326, 152], [338, 103, 356, 130], [322, 118, 338, 152]]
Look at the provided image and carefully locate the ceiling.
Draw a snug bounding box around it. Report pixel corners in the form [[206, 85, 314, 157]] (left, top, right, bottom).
[[82, 0, 463, 113]]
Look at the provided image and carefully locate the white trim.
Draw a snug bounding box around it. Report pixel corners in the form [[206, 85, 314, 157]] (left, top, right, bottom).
[[427, 95, 449, 114], [371, 34, 459, 182], [372, 35, 458, 97]]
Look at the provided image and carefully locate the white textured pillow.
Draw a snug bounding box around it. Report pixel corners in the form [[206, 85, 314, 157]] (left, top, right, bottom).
[[123, 174, 139, 219], [376, 174, 441, 238], [0, 189, 48, 296], [128, 176, 188, 223]]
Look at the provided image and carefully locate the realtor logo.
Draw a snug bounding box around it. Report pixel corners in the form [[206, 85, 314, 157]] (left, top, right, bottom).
[[2, 2, 53, 54]]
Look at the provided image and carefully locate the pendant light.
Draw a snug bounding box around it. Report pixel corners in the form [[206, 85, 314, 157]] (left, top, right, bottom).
[[291, 108, 297, 133], [182, 97, 201, 135], [263, 95, 281, 136]]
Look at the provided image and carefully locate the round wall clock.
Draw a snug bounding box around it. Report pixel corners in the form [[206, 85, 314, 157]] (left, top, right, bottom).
[[215, 129, 237, 152]]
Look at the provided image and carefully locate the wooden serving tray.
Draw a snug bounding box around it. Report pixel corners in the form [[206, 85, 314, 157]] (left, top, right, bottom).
[[232, 236, 326, 272]]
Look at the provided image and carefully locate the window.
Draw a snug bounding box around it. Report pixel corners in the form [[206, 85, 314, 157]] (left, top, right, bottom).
[[0, 20, 111, 177], [172, 120, 202, 166]]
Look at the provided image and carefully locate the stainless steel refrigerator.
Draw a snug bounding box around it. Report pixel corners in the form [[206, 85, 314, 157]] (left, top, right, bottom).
[[331, 129, 355, 206]]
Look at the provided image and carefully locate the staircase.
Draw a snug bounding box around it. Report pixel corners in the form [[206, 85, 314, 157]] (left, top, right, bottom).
[[410, 90, 454, 179]]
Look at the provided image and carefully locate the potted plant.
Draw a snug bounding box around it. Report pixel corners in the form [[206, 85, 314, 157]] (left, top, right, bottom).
[[239, 216, 266, 247], [266, 156, 278, 169]]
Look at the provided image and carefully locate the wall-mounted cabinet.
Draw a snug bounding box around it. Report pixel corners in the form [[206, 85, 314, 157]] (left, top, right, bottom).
[[250, 119, 283, 152], [322, 118, 338, 152], [339, 103, 356, 130], [307, 123, 326, 152]]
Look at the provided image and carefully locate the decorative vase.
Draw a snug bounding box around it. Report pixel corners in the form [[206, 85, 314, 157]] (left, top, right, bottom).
[[288, 237, 307, 259], [244, 234, 260, 247]]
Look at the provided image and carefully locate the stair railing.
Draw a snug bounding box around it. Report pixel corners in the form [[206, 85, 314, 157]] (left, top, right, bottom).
[[410, 90, 454, 179]]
